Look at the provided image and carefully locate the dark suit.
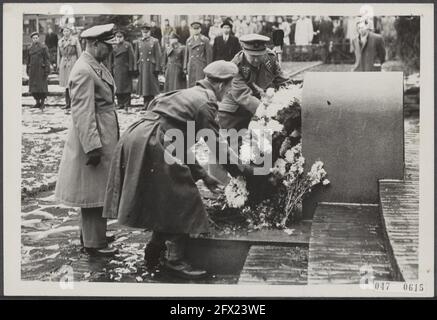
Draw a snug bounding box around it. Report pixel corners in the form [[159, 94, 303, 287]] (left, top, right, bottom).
[[213, 35, 241, 62], [352, 32, 386, 71]]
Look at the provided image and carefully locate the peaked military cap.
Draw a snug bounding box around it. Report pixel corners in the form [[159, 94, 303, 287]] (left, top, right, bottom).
[[141, 23, 152, 30], [240, 34, 270, 56], [30, 31, 39, 38], [81, 23, 116, 44], [203, 60, 239, 80], [190, 21, 202, 29]]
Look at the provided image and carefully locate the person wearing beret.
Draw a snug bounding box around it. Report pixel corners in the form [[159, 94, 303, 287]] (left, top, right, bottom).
[[135, 23, 162, 110], [218, 33, 289, 132], [57, 26, 82, 113], [162, 33, 186, 92], [183, 22, 212, 88], [212, 20, 241, 62], [103, 60, 253, 279], [55, 23, 120, 257], [108, 29, 136, 111], [26, 32, 51, 110]]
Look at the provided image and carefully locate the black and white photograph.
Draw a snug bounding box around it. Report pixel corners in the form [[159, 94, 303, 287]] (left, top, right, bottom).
[[2, 2, 434, 297]]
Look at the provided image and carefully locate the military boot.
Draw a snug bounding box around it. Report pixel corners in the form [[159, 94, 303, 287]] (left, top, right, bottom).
[[161, 240, 207, 280], [144, 240, 166, 271]]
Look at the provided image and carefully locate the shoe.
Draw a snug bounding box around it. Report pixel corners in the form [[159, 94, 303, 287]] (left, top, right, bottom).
[[32, 102, 41, 109], [81, 245, 118, 257], [79, 233, 116, 246], [161, 259, 208, 280], [144, 241, 166, 271]]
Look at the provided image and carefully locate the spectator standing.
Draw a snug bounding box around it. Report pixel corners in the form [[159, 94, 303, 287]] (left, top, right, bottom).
[[135, 23, 162, 109], [212, 20, 241, 61], [278, 16, 291, 45], [201, 18, 212, 39], [295, 16, 314, 45], [162, 19, 175, 48], [27, 32, 50, 110], [184, 21, 212, 87], [150, 20, 162, 45], [57, 26, 82, 112], [162, 33, 186, 91], [175, 19, 191, 45], [272, 22, 285, 65], [319, 16, 334, 63], [108, 29, 135, 111], [351, 17, 386, 71], [208, 18, 223, 45], [44, 26, 58, 70]]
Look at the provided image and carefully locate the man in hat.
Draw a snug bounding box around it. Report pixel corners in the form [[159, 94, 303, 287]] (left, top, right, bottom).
[[108, 29, 135, 111], [26, 32, 51, 110], [135, 23, 162, 109], [57, 25, 82, 113], [55, 23, 119, 257], [162, 33, 186, 92], [218, 34, 289, 132], [103, 60, 253, 279], [212, 19, 241, 62], [184, 22, 212, 88]]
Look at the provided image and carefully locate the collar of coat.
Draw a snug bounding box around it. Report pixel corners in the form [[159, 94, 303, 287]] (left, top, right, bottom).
[[59, 36, 76, 47], [187, 35, 208, 45], [195, 79, 218, 104], [82, 51, 115, 89], [232, 49, 277, 78], [29, 41, 46, 53]]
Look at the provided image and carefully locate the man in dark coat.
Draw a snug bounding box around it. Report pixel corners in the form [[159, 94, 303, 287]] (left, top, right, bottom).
[[55, 23, 119, 257], [44, 27, 58, 69], [103, 61, 253, 279], [318, 16, 334, 63], [135, 23, 162, 109], [150, 20, 162, 45], [218, 34, 289, 132], [162, 33, 186, 92], [351, 17, 386, 71], [175, 19, 190, 45], [27, 32, 50, 110], [184, 22, 213, 88], [109, 29, 135, 111], [212, 20, 241, 62]]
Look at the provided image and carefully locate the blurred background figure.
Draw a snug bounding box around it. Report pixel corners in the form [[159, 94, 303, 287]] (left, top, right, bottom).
[[162, 33, 186, 92], [109, 29, 135, 112], [277, 16, 291, 46], [208, 17, 223, 46], [184, 21, 212, 87], [57, 25, 82, 113], [26, 31, 50, 110], [272, 22, 285, 65], [175, 19, 190, 45], [135, 23, 162, 109], [294, 16, 314, 45], [162, 18, 175, 48], [150, 20, 162, 45], [319, 16, 334, 63], [201, 17, 212, 39], [44, 26, 58, 71], [212, 19, 241, 61]]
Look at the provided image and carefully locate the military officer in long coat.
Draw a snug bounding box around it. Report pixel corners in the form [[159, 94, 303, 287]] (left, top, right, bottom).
[[57, 26, 82, 112], [109, 29, 135, 111], [55, 24, 120, 257], [184, 22, 213, 88], [162, 33, 186, 92], [26, 32, 50, 110], [103, 61, 253, 279], [218, 34, 289, 132], [135, 23, 162, 110]]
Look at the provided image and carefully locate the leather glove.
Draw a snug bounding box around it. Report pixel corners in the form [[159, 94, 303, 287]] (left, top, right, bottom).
[[86, 148, 102, 166]]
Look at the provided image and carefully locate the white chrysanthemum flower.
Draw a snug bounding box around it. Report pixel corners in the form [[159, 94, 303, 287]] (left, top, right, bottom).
[[265, 119, 283, 133], [255, 102, 268, 118], [225, 176, 249, 208], [257, 137, 272, 155], [239, 143, 255, 164], [322, 179, 330, 186], [284, 149, 295, 163], [272, 158, 287, 176]]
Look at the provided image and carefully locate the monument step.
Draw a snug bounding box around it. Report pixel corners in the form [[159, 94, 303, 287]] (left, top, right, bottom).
[[238, 245, 308, 285], [308, 203, 393, 284]]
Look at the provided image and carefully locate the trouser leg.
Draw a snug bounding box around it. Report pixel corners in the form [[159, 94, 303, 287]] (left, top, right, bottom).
[[65, 88, 71, 109], [31, 93, 41, 108], [80, 207, 107, 249]]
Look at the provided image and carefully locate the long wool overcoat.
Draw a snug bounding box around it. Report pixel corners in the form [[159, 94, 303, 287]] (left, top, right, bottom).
[[55, 52, 119, 208], [163, 43, 186, 92], [135, 36, 161, 96], [109, 41, 135, 94], [184, 35, 212, 88], [103, 80, 243, 234], [57, 36, 82, 87], [27, 42, 50, 93]]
